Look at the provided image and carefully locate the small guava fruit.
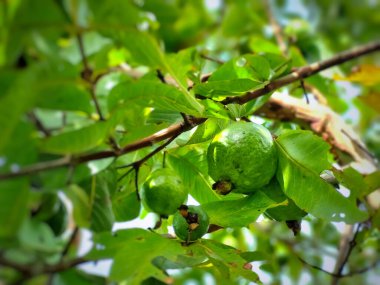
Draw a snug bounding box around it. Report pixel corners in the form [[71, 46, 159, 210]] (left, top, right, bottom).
[[173, 205, 209, 242], [207, 121, 277, 194], [141, 168, 187, 216]]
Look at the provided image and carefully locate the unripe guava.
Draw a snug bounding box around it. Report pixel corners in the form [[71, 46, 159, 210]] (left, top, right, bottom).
[[173, 205, 209, 242], [207, 122, 277, 194], [141, 168, 187, 216]]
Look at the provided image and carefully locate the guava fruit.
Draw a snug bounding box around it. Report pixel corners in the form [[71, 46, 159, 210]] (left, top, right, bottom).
[[207, 121, 277, 194], [173, 205, 209, 242], [141, 168, 187, 216]]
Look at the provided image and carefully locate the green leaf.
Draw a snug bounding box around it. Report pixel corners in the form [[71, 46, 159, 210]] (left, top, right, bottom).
[[0, 180, 29, 240], [109, 81, 202, 116], [18, 219, 62, 254], [364, 170, 380, 196], [121, 32, 203, 113], [55, 269, 106, 285], [197, 240, 261, 283], [167, 151, 221, 204], [39, 121, 110, 155], [36, 83, 93, 114], [89, 229, 184, 284], [202, 191, 284, 228], [193, 78, 263, 98], [121, 31, 166, 69], [65, 185, 91, 228], [261, 53, 292, 79], [87, 170, 116, 232], [275, 130, 368, 223], [0, 70, 37, 152], [210, 54, 271, 82], [186, 118, 229, 145]]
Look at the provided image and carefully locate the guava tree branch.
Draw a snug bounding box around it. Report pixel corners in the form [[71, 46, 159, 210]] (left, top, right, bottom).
[[0, 41, 379, 180], [0, 255, 89, 280], [221, 40, 380, 105]]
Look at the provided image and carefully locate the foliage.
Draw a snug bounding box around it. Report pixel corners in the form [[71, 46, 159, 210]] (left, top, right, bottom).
[[0, 0, 379, 285]]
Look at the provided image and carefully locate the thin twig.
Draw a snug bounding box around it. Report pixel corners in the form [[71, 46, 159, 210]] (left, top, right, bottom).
[[61, 227, 79, 258], [76, 34, 105, 121], [200, 54, 224, 64], [264, 0, 288, 56], [331, 224, 362, 285], [27, 112, 51, 137], [300, 80, 310, 104], [0, 41, 379, 180], [117, 133, 181, 200]]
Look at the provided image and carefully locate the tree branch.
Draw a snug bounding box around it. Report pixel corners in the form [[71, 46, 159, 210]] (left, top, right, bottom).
[[331, 224, 361, 285], [0, 41, 379, 180], [221, 40, 380, 105]]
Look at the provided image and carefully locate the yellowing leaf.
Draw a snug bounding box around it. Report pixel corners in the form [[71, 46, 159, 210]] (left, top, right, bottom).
[[359, 92, 380, 113], [333, 64, 380, 86]]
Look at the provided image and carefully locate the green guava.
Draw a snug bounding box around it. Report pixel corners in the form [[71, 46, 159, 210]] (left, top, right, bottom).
[[173, 205, 209, 242], [207, 121, 277, 194], [141, 168, 187, 216]]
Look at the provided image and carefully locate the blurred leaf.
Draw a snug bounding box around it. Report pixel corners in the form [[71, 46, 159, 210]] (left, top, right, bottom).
[[0, 180, 29, 240], [109, 81, 202, 116], [0, 70, 37, 151], [249, 37, 281, 54], [202, 191, 285, 228], [210, 54, 271, 82], [167, 151, 221, 204], [36, 83, 92, 114], [193, 79, 264, 98], [87, 170, 116, 232], [54, 269, 106, 285], [39, 121, 110, 155], [88, 0, 143, 28], [18, 219, 62, 254], [198, 239, 261, 283], [66, 185, 91, 228], [364, 170, 380, 196], [359, 92, 380, 113], [333, 65, 380, 86], [89, 228, 184, 284], [275, 130, 368, 223]]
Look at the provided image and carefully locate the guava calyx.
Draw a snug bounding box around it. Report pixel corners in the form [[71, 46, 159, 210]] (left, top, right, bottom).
[[286, 220, 302, 236], [173, 205, 209, 242], [212, 180, 233, 195]]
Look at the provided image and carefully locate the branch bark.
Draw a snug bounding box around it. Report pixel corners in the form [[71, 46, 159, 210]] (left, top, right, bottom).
[[221, 40, 380, 105], [0, 41, 379, 180]]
